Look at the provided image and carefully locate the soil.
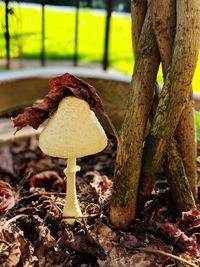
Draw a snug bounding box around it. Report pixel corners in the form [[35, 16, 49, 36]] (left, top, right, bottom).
[[0, 134, 200, 267]]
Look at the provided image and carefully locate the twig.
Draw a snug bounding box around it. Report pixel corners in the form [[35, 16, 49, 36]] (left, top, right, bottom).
[[138, 247, 198, 267], [4, 214, 28, 228], [15, 169, 34, 201], [62, 213, 100, 220], [101, 110, 123, 165], [42, 190, 62, 224], [18, 191, 66, 202]]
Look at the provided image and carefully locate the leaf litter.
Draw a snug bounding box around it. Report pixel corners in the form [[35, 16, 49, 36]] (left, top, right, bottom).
[[13, 73, 104, 132], [0, 134, 200, 266]]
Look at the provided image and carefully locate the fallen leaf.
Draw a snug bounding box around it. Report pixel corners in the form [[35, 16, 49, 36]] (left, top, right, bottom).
[[119, 233, 144, 249], [0, 147, 14, 177], [31, 170, 65, 191], [157, 221, 200, 256], [89, 171, 111, 196], [35, 224, 63, 266], [91, 223, 164, 267], [0, 217, 37, 267], [0, 180, 15, 214], [59, 227, 106, 260], [178, 209, 200, 235], [156, 210, 200, 257], [13, 73, 104, 132]]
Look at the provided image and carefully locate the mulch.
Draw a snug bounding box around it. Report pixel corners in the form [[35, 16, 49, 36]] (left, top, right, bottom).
[[0, 134, 200, 267]]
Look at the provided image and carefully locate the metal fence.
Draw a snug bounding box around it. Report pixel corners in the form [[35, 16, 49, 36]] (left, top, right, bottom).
[[3, 0, 113, 70]]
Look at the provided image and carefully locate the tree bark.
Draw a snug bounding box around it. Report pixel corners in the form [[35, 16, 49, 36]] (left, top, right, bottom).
[[150, 0, 197, 199], [131, 0, 147, 52], [140, 0, 196, 209], [166, 141, 196, 212], [175, 96, 197, 198], [150, 0, 175, 76], [110, 8, 160, 227], [139, 0, 200, 199]]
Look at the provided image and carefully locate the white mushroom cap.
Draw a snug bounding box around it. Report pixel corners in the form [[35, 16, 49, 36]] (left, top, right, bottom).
[[39, 96, 107, 158]]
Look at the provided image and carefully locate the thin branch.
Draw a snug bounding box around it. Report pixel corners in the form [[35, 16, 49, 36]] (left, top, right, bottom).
[[138, 247, 198, 267]]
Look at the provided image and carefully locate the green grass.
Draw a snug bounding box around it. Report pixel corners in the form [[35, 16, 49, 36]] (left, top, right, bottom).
[[0, 3, 200, 91]]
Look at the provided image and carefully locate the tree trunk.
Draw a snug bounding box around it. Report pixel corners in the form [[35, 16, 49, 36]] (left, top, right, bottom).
[[110, 7, 160, 227], [175, 97, 197, 198], [150, 0, 175, 76], [131, 0, 147, 52], [166, 141, 196, 212], [110, 0, 199, 227], [149, 0, 197, 199], [136, 0, 197, 209], [139, 0, 200, 199]]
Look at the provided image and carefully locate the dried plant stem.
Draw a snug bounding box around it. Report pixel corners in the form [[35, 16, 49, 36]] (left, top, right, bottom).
[[4, 214, 28, 228], [138, 247, 198, 267]]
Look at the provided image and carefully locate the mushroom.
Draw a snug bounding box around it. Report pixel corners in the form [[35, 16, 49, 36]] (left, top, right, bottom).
[[39, 96, 107, 224]]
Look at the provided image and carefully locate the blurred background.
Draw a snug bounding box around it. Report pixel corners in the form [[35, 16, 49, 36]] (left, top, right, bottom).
[[0, 0, 199, 90], [0, 0, 132, 72]]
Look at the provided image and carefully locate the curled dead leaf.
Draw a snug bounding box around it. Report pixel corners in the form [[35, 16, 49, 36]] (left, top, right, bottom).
[[119, 233, 144, 249], [0, 217, 37, 267], [157, 218, 200, 256], [13, 73, 104, 132], [178, 209, 200, 235], [0, 180, 15, 214], [89, 171, 111, 196], [58, 228, 106, 260], [92, 223, 166, 267], [31, 171, 65, 191], [35, 223, 64, 266]]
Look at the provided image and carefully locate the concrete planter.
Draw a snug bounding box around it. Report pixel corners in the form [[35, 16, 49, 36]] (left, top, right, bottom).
[[0, 68, 199, 145]]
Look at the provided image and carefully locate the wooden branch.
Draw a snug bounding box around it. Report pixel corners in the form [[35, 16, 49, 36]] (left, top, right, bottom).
[[138, 247, 198, 267], [110, 8, 160, 227], [131, 0, 147, 51], [150, 0, 175, 77], [138, 0, 197, 209], [139, 0, 200, 198], [166, 141, 196, 211], [175, 97, 197, 198], [150, 0, 197, 199]]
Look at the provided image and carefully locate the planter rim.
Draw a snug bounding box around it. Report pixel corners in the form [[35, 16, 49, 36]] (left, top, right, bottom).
[[0, 68, 200, 145], [1, 68, 200, 101], [0, 67, 131, 83]]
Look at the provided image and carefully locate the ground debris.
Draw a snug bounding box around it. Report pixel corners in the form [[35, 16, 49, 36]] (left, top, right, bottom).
[[91, 223, 174, 267], [157, 209, 200, 257], [0, 216, 37, 267], [58, 225, 106, 260], [0, 147, 15, 177], [31, 170, 65, 192], [0, 180, 15, 214], [0, 135, 200, 266]]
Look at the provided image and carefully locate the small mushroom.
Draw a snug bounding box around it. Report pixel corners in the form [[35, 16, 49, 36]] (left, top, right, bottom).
[[39, 96, 107, 224]]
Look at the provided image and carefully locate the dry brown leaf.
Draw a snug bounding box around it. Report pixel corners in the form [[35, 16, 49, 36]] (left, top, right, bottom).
[[31, 170, 65, 191], [0, 180, 15, 214], [13, 73, 104, 132], [157, 210, 200, 257], [91, 223, 173, 267], [0, 217, 37, 267], [58, 227, 106, 260], [89, 171, 111, 196], [0, 147, 14, 177]]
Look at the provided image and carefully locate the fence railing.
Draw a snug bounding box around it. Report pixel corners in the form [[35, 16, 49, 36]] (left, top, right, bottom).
[[3, 0, 113, 70]]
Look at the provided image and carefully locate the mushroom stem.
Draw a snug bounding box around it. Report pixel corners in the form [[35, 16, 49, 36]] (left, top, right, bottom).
[[62, 158, 82, 224]]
